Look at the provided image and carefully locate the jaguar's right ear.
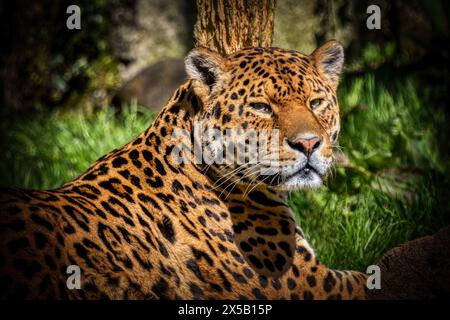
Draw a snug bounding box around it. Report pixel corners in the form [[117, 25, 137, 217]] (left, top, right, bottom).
[[185, 47, 228, 96]]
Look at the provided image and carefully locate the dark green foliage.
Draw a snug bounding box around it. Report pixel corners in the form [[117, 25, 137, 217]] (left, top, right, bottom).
[[0, 0, 118, 111]]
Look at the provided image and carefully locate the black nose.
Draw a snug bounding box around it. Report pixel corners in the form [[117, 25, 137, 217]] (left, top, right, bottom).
[[288, 135, 322, 156]]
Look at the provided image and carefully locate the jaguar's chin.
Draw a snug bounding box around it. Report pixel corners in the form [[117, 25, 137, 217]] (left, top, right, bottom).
[[276, 167, 323, 191], [281, 170, 323, 191]]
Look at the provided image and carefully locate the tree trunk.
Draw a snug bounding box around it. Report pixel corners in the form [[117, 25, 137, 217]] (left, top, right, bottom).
[[194, 0, 276, 55]]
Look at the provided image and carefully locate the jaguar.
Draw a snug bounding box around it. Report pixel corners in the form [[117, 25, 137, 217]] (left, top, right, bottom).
[[0, 40, 368, 299]]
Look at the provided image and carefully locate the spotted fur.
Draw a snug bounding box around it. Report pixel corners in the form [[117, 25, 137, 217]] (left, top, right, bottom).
[[0, 41, 367, 299]]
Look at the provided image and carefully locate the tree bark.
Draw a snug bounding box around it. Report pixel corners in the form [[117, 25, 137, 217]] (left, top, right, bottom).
[[194, 0, 276, 55]]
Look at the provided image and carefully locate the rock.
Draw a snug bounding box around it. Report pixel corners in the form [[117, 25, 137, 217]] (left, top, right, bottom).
[[367, 225, 450, 299], [112, 58, 186, 111], [109, 0, 195, 82]]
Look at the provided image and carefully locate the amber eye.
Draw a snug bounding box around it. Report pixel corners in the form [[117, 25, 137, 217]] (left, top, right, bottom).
[[310, 98, 323, 110], [250, 103, 273, 115]]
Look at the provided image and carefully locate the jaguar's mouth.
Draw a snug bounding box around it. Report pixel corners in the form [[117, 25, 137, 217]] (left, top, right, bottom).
[[258, 163, 323, 188], [292, 164, 318, 177]]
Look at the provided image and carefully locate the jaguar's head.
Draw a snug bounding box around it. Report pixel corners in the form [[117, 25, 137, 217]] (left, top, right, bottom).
[[184, 40, 344, 191]]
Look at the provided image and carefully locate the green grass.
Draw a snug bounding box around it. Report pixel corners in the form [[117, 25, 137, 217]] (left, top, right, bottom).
[[0, 74, 449, 271], [0, 104, 155, 189]]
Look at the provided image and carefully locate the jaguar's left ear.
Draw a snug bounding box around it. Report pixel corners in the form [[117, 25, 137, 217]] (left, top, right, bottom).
[[185, 47, 229, 96], [311, 40, 344, 90]]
